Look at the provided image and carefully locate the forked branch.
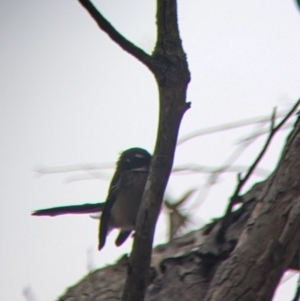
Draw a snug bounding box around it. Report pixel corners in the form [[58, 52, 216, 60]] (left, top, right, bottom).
[[77, 1, 190, 301], [218, 99, 300, 242]]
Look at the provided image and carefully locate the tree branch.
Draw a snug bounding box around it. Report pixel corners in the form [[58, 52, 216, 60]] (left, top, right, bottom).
[[154, 0, 183, 54], [77, 1, 190, 300], [204, 112, 300, 301], [217, 99, 300, 242], [77, 0, 154, 69], [121, 1, 190, 300], [177, 110, 289, 145], [235, 100, 299, 196], [295, 0, 300, 13]]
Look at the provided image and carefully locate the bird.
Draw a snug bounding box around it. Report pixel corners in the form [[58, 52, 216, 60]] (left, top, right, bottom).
[[32, 147, 152, 250]]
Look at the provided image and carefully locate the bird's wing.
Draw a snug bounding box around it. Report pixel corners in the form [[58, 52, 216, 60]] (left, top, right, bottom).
[[98, 172, 120, 250], [115, 230, 132, 246], [32, 203, 105, 217]]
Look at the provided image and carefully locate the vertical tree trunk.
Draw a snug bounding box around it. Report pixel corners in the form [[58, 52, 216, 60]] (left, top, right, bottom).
[[122, 0, 190, 299]]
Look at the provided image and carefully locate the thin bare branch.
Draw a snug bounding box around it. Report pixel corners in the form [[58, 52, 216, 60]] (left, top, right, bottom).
[[172, 164, 269, 177], [185, 138, 263, 213], [63, 172, 111, 183], [218, 99, 300, 242], [295, 0, 300, 13], [165, 189, 196, 242], [35, 162, 269, 187], [184, 129, 268, 214], [34, 162, 113, 175], [188, 180, 213, 212], [270, 107, 276, 131], [77, 0, 154, 69], [236, 122, 293, 145], [36, 112, 289, 181], [234, 100, 299, 197], [177, 110, 288, 145]]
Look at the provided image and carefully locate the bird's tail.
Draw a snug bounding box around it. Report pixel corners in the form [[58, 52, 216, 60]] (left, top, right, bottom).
[[32, 203, 105, 217]]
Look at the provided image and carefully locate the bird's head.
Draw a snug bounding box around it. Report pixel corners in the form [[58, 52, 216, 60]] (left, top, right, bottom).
[[117, 148, 151, 172]]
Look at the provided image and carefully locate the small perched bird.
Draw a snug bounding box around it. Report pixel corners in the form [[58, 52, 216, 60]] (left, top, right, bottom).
[[32, 147, 152, 250]]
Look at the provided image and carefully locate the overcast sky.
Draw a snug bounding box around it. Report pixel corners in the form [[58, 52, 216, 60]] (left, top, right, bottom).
[[1, 1, 300, 300]]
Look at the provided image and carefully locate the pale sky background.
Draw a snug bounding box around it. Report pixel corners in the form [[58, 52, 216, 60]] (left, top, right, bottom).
[[1, 1, 300, 300]]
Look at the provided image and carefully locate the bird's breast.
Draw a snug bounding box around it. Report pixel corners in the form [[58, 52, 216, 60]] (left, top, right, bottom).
[[109, 171, 148, 230]]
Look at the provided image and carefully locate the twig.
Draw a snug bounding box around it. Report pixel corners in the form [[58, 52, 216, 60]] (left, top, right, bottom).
[[77, 0, 154, 69], [35, 113, 282, 180], [236, 122, 293, 145], [234, 102, 298, 197], [183, 122, 270, 213], [188, 179, 215, 212], [172, 164, 269, 177], [177, 110, 288, 145], [217, 99, 300, 242], [63, 171, 111, 183], [34, 162, 114, 175], [295, 0, 300, 13]]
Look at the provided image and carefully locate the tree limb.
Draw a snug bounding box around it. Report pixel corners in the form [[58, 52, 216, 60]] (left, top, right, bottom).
[[204, 113, 300, 301], [77, 1, 190, 300], [177, 110, 289, 145], [77, 0, 154, 69], [234, 100, 299, 198], [218, 99, 300, 242], [121, 0, 190, 300]]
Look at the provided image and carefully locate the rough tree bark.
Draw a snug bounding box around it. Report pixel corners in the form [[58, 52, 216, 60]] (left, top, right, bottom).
[[58, 112, 300, 301]]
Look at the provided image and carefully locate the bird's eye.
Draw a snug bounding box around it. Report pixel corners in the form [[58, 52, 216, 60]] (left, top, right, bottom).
[[134, 153, 144, 158]]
